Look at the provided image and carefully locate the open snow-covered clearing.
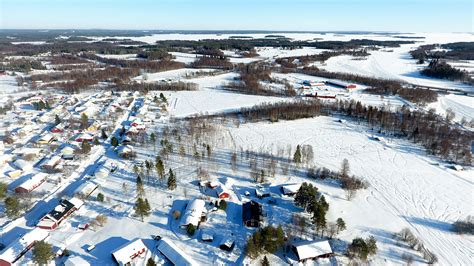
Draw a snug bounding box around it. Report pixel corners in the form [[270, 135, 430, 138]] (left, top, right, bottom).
[[320, 33, 474, 92], [86, 32, 427, 44], [226, 116, 473, 265], [133, 68, 217, 82], [257, 47, 329, 59], [428, 94, 474, 123], [0, 75, 22, 95], [163, 89, 286, 118], [96, 53, 138, 60]]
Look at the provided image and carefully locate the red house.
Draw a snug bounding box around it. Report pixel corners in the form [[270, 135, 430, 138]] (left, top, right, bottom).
[[14, 173, 48, 193], [216, 185, 230, 199], [37, 198, 84, 230]]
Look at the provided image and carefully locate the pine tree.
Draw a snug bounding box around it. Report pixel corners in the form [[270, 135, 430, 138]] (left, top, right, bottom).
[[80, 113, 89, 129], [101, 129, 108, 139], [0, 182, 7, 198], [293, 145, 302, 164], [136, 175, 145, 197], [4, 197, 21, 218], [54, 114, 61, 125], [134, 197, 151, 222], [146, 258, 157, 266], [336, 218, 346, 233], [32, 240, 54, 265], [155, 158, 165, 182], [81, 140, 91, 154], [167, 168, 176, 190], [111, 136, 119, 147], [261, 255, 270, 266]]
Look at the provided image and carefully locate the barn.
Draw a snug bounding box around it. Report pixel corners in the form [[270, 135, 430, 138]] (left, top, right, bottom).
[[292, 240, 333, 262], [37, 198, 84, 230], [325, 80, 357, 90], [111, 239, 148, 266], [14, 173, 48, 193], [180, 199, 206, 228], [0, 228, 49, 266], [242, 200, 262, 227], [157, 238, 197, 266]]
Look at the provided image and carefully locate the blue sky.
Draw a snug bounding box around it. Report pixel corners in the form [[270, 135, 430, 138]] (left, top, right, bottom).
[[0, 0, 472, 32]]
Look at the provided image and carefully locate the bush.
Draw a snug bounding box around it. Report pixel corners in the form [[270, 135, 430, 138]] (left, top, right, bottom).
[[245, 225, 286, 258], [32, 240, 54, 265], [218, 200, 227, 211], [96, 193, 105, 202], [187, 224, 196, 236], [172, 210, 181, 220], [347, 236, 377, 261]]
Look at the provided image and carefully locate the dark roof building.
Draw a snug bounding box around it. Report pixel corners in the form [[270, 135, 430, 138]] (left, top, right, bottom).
[[242, 200, 262, 227]]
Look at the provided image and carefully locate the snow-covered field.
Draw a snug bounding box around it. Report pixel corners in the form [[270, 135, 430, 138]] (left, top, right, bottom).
[[85, 32, 428, 44], [226, 116, 474, 265], [164, 89, 285, 118], [133, 68, 217, 82], [428, 94, 474, 123], [320, 33, 474, 92]]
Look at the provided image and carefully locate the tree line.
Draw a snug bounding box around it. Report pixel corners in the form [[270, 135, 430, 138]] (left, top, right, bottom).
[[208, 100, 472, 164]]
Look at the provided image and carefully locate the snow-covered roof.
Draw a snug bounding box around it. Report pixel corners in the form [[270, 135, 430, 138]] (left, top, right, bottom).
[[215, 184, 230, 197], [281, 184, 301, 195], [13, 159, 33, 171], [201, 231, 214, 241], [293, 240, 333, 261], [74, 181, 99, 197], [15, 172, 47, 192], [112, 239, 148, 266], [157, 238, 197, 266], [42, 155, 61, 168], [180, 199, 206, 227], [0, 228, 49, 264]]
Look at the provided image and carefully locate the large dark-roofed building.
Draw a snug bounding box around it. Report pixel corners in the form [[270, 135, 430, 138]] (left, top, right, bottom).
[[242, 200, 262, 227]]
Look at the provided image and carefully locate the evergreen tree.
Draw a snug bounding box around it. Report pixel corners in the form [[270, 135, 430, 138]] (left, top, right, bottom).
[[155, 158, 165, 182], [134, 197, 151, 222], [136, 175, 145, 197], [293, 145, 302, 163], [146, 258, 157, 266], [111, 136, 119, 147], [101, 129, 108, 139], [4, 197, 21, 218], [167, 168, 176, 190], [81, 140, 91, 154], [261, 256, 270, 266], [54, 114, 61, 126], [0, 182, 7, 198], [336, 218, 346, 233], [80, 113, 89, 129], [32, 240, 54, 265]]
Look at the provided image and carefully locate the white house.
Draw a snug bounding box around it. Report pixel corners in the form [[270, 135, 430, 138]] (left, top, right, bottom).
[[111, 239, 148, 266], [180, 199, 206, 228]]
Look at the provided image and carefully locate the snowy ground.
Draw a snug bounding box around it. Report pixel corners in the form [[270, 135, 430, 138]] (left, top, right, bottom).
[[428, 94, 474, 124], [225, 116, 474, 265], [320, 33, 474, 92]]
